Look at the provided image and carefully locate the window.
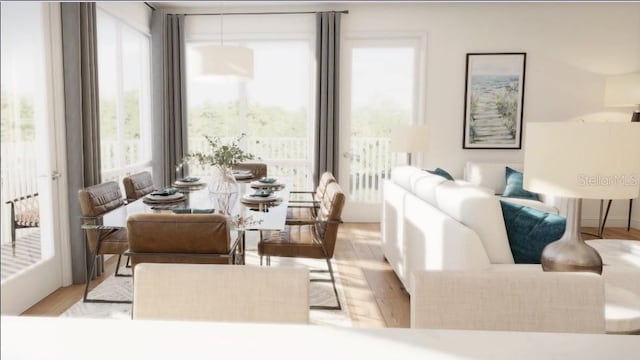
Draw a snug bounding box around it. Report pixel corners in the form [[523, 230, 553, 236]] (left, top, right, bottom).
[[97, 10, 151, 181], [1, 1, 47, 273], [186, 15, 315, 191], [343, 38, 423, 205]]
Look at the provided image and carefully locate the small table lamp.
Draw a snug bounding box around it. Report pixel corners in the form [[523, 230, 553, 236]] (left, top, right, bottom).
[[605, 72, 640, 122], [390, 124, 429, 166], [523, 122, 640, 274]]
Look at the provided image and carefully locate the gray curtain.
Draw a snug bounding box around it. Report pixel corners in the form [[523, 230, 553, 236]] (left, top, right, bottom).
[[314, 12, 341, 186], [151, 12, 188, 187], [61, 2, 103, 283]]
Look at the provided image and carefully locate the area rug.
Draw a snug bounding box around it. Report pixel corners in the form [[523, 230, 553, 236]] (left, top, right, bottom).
[[61, 251, 352, 327]]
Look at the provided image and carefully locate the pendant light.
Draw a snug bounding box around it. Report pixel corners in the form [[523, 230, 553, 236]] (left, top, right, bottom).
[[195, 3, 254, 79]]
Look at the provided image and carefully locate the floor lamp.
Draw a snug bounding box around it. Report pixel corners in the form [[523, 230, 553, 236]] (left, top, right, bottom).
[[605, 72, 640, 231], [390, 125, 429, 166], [523, 122, 640, 274], [605, 72, 640, 123]]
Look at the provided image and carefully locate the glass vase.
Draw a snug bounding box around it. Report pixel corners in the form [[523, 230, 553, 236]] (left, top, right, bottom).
[[209, 165, 238, 215]]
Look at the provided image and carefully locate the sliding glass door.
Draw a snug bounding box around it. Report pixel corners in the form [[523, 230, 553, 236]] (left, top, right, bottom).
[[339, 37, 424, 221], [1, 2, 67, 314]]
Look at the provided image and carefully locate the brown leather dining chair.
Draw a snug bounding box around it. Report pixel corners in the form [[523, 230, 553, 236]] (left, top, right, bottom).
[[78, 181, 130, 303], [122, 171, 154, 201], [126, 213, 240, 272], [287, 171, 336, 224], [259, 181, 345, 310], [232, 162, 267, 180]]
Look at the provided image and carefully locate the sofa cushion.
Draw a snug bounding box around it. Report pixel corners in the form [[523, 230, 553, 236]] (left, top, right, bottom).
[[425, 168, 454, 181], [500, 197, 559, 215], [464, 162, 523, 195], [503, 167, 540, 200], [499, 200, 566, 264], [436, 181, 514, 264], [413, 172, 449, 206], [391, 166, 425, 192]]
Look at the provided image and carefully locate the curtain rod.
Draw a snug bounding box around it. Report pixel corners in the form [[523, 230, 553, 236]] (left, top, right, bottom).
[[182, 10, 348, 16], [144, 2, 156, 11]]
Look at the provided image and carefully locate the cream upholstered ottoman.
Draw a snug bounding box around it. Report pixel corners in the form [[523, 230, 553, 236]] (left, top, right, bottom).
[[586, 239, 640, 334]]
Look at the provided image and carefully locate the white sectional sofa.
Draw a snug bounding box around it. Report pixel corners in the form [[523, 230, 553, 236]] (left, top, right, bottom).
[[382, 164, 640, 333], [463, 161, 567, 214]]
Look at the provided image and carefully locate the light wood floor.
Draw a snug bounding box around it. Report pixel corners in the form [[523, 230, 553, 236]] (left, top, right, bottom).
[[22, 224, 640, 327]]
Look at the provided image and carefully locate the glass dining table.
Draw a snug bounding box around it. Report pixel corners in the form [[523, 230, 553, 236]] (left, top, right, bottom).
[[92, 177, 291, 265]]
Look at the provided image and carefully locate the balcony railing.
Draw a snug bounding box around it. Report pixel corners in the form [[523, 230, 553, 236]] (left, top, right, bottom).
[[1, 136, 397, 220], [349, 137, 397, 203]]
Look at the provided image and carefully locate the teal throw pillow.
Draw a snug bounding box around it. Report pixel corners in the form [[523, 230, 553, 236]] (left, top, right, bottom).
[[500, 200, 566, 264], [425, 167, 454, 181], [503, 167, 539, 200]]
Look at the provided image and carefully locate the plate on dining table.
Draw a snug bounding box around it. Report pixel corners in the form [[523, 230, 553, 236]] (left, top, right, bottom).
[[173, 177, 205, 188], [143, 192, 186, 204], [249, 179, 285, 190], [240, 193, 280, 203]]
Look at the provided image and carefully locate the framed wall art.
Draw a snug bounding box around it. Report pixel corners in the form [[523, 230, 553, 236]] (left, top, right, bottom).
[[462, 53, 526, 149]]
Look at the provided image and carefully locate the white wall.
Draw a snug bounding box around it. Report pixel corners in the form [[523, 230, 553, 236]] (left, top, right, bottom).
[[341, 2, 640, 227]]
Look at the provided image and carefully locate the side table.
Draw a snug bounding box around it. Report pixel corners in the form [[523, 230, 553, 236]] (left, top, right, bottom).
[[586, 239, 640, 334]]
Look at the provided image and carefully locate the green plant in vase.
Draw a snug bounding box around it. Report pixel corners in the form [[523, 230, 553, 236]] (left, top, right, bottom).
[[182, 134, 256, 197]]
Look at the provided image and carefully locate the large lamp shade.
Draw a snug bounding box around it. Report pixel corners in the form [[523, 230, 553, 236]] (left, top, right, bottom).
[[523, 122, 640, 199], [604, 72, 640, 107], [524, 121, 640, 274], [195, 45, 254, 78], [390, 124, 429, 166], [390, 124, 429, 153]]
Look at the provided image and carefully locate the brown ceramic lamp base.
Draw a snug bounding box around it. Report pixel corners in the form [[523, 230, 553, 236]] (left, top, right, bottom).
[[540, 198, 603, 275]]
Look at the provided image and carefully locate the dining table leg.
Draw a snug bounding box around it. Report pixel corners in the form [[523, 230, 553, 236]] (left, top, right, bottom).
[[240, 230, 246, 265]]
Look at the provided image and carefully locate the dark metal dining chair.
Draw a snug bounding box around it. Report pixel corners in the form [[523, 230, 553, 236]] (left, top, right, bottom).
[[287, 171, 336, 224], [125, 213, 241, 271], [259, 181, 345, 310], [122, 171, 154, 202], [78, 181, 130, 303]]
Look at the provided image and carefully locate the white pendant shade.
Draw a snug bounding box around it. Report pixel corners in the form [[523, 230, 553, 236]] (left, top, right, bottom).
[[195, 45, 254, 78], [523, 122, 640, 199]]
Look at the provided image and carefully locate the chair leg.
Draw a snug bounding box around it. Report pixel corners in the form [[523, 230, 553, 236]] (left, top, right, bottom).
[[10, 205, 16, 255], [125, 256, 131, 268], [114, 255, 132, 277], [266, 256, 271, 266], [260, 255, 263, 266], [83, 242, 131, 304], [310, 258, 341, 311]]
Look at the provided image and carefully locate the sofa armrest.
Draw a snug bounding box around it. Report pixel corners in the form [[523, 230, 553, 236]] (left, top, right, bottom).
[[411, 270, 605, 333]]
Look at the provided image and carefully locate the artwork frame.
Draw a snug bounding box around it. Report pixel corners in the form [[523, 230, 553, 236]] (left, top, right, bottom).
[[462, 53, 526, 149]]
